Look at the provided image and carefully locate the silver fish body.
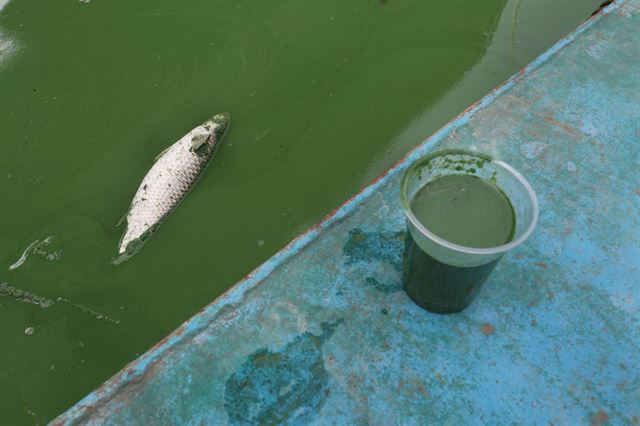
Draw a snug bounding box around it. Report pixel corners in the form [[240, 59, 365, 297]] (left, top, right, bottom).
[[117, 113, 230, 258]]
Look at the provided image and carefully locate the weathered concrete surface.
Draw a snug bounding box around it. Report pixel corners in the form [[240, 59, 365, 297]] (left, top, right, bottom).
[[53, 1, 639, 424]]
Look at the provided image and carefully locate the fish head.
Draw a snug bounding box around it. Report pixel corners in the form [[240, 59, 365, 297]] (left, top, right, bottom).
[[191, 112, 231, 155], [194, 112, 230, 156], [209, 112, 230, 140]]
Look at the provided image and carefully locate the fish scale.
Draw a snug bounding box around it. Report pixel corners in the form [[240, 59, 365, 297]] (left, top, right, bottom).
[[117, 113, 230, 259]]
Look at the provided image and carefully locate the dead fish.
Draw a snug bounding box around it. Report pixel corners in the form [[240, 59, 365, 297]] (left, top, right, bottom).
[[115, 113, 230, 262]]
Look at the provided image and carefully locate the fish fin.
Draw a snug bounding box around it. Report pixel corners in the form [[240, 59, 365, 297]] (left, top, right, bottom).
[[190, 131, 209, 153], [154, 146, 172, 162], [116, 209, 129, 228]]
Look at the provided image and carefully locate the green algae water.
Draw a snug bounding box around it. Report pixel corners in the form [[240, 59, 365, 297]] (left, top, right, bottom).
[[0, 0, 603, 422], [403, 174, 515, 314], [410, 174, 515, 248]]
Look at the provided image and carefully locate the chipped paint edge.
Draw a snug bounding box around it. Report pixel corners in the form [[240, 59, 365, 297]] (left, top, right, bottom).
[[50, 1, 627, 424]]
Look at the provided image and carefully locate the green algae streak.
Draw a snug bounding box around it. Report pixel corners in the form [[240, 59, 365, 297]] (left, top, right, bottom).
[[0, 0, 603, 422]]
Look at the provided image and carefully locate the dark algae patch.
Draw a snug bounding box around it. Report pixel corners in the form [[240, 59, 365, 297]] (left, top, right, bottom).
[[343, 228, 404, 271], [403, 175, 515, 313], [224, 319, 343, 425], [364, 276, 402, 294]]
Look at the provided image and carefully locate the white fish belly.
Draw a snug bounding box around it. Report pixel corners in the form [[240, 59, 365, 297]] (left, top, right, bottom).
[[119, 135, 207, 254]]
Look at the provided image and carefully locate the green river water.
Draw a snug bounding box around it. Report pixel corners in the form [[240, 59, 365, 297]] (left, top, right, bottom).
[[0, 0, 601, 423]]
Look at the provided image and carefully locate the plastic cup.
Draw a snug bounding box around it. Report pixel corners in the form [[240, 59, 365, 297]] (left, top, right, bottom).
[[400, 149, 538, 314]]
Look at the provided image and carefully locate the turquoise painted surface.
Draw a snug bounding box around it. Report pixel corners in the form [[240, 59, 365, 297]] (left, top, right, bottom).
[[53, 1, 640, 425]]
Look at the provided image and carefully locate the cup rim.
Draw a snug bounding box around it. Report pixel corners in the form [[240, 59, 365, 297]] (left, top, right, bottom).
[[400, 149, 539, 256]]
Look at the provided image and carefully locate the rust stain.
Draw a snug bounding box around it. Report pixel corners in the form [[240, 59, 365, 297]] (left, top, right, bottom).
[[534, 261, 548, 269], [564, 220, 573, 235], [154, 325, 186, 348], [591, 410, 608, 426], [348, 373, 359, 390], [417, 385, 430, 398], [635, 189, 640, 196], [352, 233, 366, 243], [543, 112, 579, 137], [481, 323, 495, 336], [531, 319, 538, 327], [435, 373, 445, 385]]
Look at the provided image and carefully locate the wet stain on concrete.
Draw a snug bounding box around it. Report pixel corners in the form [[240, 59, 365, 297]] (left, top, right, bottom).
[[343, 228, 404, 271], [224, 319, 344, 425], [364, 276, 402, 294], [590, 409, 609, 426]]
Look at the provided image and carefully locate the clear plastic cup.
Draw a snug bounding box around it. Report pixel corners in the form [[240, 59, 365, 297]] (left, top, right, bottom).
[[400, 149, 539, 313]]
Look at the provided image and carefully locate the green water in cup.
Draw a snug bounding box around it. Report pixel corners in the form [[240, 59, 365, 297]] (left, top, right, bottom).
[[411, 174, 515, 248], [404, 174, 516, 313], [401, 150, 538, 314]]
